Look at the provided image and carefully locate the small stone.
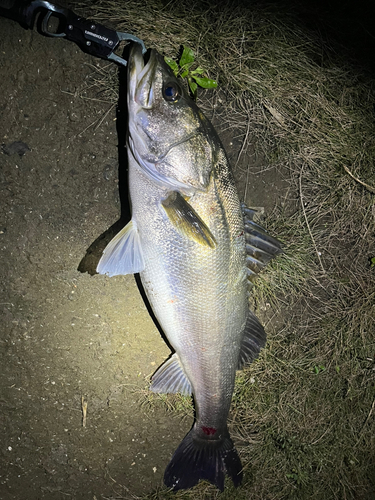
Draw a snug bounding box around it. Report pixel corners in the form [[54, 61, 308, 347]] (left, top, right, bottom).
[[2, 141, 31, 157]]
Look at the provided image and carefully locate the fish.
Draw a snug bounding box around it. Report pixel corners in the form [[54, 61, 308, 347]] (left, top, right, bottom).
[[96, 44, 282, 491]]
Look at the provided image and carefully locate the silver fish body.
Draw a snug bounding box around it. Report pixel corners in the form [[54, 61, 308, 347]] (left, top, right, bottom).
[[97, 45, 282, 491]]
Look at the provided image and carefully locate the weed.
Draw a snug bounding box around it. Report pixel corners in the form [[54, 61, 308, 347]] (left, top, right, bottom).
[[165, 46, 217, 99]]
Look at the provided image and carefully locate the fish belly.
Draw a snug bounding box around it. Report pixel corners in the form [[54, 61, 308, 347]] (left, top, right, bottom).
[[129, 154, 248, 429]]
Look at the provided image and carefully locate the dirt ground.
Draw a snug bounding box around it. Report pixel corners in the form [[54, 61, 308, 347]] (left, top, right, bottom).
[[0, 16, 289, 500]]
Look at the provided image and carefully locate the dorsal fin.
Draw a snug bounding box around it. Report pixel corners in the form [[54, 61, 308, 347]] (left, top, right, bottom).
[[242, 204, 282, 284], [238, 310, 267, 369]]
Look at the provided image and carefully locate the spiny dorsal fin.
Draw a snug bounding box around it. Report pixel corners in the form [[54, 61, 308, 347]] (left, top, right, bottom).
[[96, 220, 145, 276], [162, 191, 216, 248], [151, 353, 192, 396], [242, 204, 282, 283]]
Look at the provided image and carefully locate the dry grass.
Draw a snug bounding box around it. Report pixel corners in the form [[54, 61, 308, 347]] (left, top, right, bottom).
[[75, 0, 375, 498]]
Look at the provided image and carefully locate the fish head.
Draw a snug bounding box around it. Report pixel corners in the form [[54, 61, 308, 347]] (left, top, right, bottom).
[[127, 45, 219, 195]]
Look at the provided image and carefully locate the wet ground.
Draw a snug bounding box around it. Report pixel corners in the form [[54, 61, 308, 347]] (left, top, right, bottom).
[[0, 17, 287, 500]]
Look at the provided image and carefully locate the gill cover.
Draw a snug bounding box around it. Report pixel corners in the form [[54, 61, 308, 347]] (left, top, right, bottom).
[[127, 46, 221, 193]]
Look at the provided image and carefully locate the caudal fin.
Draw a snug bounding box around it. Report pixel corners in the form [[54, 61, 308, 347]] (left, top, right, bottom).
[[164, 426, 242, 491]]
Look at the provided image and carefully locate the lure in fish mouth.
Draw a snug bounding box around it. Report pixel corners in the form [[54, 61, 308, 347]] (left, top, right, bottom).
[[97, 43, 283, 491]]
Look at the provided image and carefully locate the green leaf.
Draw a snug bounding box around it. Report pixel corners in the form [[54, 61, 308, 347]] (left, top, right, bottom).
[[180, 61, 194, 72], [179, 46, 195, 67], [188, 79, 198, 97], [190, 67, 205, 76], [313, 364, 326, 374], [193, 76, 218, 89], [166, 46, 218, 99], [164, 57, 179, 76]]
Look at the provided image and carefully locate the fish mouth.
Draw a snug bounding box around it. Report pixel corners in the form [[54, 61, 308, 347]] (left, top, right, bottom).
[[127, 45, 208, 194], [127, 46, 197, 194], [128, 45, 158, 108]]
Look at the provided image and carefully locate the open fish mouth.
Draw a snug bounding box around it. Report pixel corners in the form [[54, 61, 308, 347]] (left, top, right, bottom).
[[128, 45, 159, 108]]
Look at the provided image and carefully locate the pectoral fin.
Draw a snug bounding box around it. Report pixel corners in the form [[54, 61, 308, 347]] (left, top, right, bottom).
[[151, 353, 192, 396], [162, 191, 216, 248], [96, 220, 145, 276]]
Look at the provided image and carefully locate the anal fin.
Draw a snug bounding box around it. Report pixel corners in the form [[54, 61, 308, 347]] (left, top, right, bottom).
[[151, 353, 192, 396], [162, 191, 216, 248], [96, 219, 145, 277]]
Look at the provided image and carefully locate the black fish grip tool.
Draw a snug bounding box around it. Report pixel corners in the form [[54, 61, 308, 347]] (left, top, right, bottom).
[[0, 0, 146, 65]]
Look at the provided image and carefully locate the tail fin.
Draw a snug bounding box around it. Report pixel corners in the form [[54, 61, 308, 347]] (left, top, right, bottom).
[[164, 426, 242, 491]]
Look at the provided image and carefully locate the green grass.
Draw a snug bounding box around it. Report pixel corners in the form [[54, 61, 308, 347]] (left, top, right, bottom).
[[76, 0, 375, 498]]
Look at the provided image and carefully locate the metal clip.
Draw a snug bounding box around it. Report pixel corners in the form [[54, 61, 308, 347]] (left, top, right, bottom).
[[0, 0, 146, 66], [40, 4, 146, 66]]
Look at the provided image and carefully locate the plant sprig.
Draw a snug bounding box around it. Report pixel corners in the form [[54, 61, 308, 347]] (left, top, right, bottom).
[[165, 46, 217, 99]]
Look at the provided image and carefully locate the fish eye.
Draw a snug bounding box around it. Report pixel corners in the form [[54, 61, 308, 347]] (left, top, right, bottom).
[[163, 82, 181, 102]]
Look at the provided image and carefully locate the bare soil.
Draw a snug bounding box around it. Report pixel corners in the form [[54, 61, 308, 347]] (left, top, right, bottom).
[[0, 17, 287, 500]]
